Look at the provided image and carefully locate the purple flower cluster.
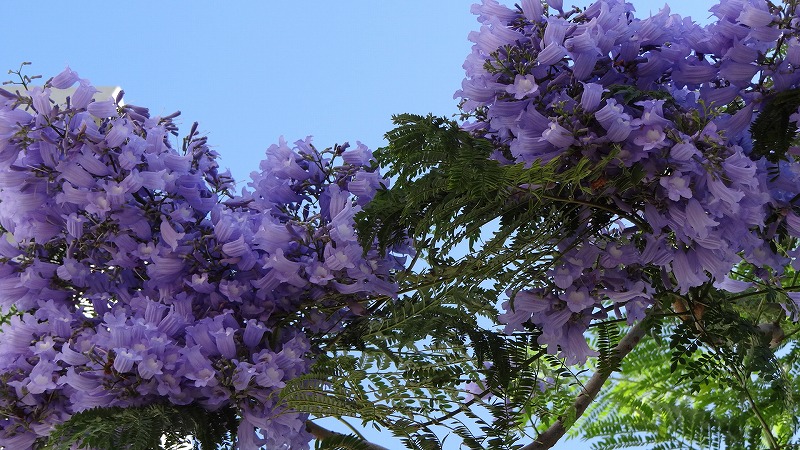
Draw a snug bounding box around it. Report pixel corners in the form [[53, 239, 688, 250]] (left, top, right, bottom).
[[0, 69, 408, 448], [460, 0, 800, 364]]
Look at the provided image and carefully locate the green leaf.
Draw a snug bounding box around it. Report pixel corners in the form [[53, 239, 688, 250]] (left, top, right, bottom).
[[750, 88, 800, 162], [45, 403, 237, 450]]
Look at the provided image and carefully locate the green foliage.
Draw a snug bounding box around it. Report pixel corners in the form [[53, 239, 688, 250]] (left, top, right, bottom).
[[348, 113, 660, 448], [282, 297, 518, 446], [358, 113, 590, 258], [0, 305, 17, 327], [44, 403, 237, 450], [604, 84, 678, 107], [581, 336, 738, 449], [315, 433, 378, 450], [750, 88, 800, 162], [322, 112, 800, 449], [577, 285, 800, 450], [280, 273, 565, 449], [357, 113, 629, 317], [595, 320, 622, 376]]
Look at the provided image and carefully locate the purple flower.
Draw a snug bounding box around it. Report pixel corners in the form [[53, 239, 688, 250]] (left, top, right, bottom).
[[50, 67, 80, 89], [537, 43, 568, 65], [307, 262, 334, 285], [87, 100, 119, 118], [255, 248, 306, 289], [137, 354, 164, 380], [672, 249, 707, 293], [341, 142, 372, 166], [506, 74, 539, 99], [632, 125, 667, 150], [26, 360, 59, 395], [543, 17, 568, 45], [572, 52, 599, 80], [551, 264, 577, 289], [713, 276, 752, 293], [541, 121, 574, 148], [56, 343, 89, 366], [255, 364, 285, 389], [463, 380, 493, 402], [243, 320, 267, 348], [113, 348, 143, 373], [519, 0, 542, 19], [707, 176, 745, 211], [685, 198, 719, 239], [213, 327, 238, 359], [595, 100, 632, 141], [600, 243, 637, 268], [147, 254, 185, 285], [672, 60, 719, 86], [546, 0, 563, 13], [737, 3, 774, 27], [719, 61, 760, 86], [160, 218, 185, 251], [72, 79, 99, 109], [602, 281, 653, 324], [669, 142, 700, 161], [61, 367, 100, 392], [580, 82, 605, 112], [264, 138, 311, 181], [0, 431, 37, 450], [660, 172, 693, 201], [323, 243, 360, 271], [106, 121, 131, 148], [560, 286, 596, 313], [559, 320, 599, 365], [29, 87, 53, 116]]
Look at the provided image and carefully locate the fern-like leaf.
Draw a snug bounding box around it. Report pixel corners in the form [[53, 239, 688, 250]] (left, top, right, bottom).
[[45, 403, 237, 450], [750, 88, 800, 162]]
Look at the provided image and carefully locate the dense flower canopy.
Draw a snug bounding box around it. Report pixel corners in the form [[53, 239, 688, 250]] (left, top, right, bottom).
[[456, 0, 800, 363], [6, 0, 800, 448], [0, 70, 408, 449]]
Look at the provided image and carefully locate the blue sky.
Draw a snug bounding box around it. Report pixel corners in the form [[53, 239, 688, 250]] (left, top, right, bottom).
[[4, 0, 716, 448]]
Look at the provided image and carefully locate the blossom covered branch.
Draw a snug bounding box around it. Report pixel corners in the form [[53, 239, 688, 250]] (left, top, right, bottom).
[[0, 69, 410, 449], [459, 0, 800, 365], [5, 0, 800, 448]]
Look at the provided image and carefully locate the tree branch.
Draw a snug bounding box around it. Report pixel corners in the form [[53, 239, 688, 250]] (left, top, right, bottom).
[[521, 315, 653, 450], [688, 303, 781, 449], [305, 421, 391, 450]]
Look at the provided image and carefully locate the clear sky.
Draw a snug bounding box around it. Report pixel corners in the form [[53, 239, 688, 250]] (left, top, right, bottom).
[[4, 0, 717, 448]]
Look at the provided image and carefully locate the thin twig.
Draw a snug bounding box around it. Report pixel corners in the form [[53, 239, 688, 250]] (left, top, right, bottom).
[[520, 312, 654, 450], [688, 305, 781, 450]]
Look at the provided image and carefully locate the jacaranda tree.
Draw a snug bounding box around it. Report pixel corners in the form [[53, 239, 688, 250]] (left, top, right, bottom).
[[4, 0, 800, 448]]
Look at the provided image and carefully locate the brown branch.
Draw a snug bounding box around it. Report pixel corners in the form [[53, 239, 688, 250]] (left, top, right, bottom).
[[305, 420, 391, 450], [521, 315, 653, 450]]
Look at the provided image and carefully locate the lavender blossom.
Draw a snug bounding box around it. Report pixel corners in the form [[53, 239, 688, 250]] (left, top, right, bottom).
[[455, 0, 800, 366], [0, 69, 411, 448]]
